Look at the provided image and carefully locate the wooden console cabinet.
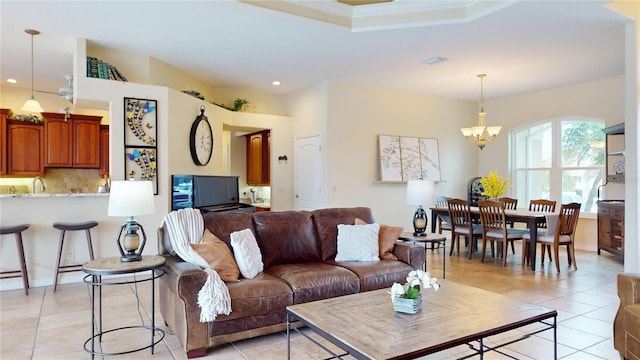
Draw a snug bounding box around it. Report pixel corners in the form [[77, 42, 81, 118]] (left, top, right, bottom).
[[597, 200, 624, 257]]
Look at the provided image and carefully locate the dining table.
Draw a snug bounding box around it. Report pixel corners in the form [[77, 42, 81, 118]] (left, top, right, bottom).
[[430, 206, 548, 271]]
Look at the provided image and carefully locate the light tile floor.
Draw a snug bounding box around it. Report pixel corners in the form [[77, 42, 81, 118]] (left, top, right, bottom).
[[0, 245, 624, 359]]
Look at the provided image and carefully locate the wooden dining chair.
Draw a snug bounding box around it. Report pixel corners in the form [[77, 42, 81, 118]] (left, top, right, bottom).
[[435, 196, 451, 234], [447, 198, 483, 259], [522, 202, 580, 272], [524, 199, 558, 264], [498, 197, 518, 253], [478, 200, 526, 266]]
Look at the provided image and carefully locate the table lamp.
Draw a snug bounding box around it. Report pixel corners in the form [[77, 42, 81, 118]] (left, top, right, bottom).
[[406, 180, 434, 236], [108, 180, 154, 262]]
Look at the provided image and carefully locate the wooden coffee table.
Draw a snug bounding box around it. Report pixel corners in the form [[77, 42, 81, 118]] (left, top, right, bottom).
[[286, 280, 557, 359]]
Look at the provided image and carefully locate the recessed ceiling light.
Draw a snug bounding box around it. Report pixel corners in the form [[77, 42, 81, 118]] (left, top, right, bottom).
[[272, 81, 281, 86], [7, 79, 17, 83], [422, 56, 449, 65]]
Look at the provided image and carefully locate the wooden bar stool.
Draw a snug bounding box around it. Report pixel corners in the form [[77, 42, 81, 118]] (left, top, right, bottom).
[[0, 224, 31, 295], [53, 221, 98, 291]]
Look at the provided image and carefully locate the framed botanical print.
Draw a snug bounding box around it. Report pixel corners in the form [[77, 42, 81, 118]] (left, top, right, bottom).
[[378, 134, 441, 182]]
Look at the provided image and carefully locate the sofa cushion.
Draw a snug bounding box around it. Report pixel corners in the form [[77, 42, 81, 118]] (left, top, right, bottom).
[[329, 259, 414, 292], [203, 212, 255, 246], [335, 223, 380, 261], [355, 218, 401, 260], [266, 263, 360, 304], [253, 211, 321, 268], [230, 229, 264, 279], [190, 229, 240, 282], [214, 272, 293, 321], [312, 207, 375, 261]]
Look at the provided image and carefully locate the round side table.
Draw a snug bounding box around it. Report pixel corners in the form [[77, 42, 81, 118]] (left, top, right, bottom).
[[398, 232, 447, 279], [82, 255, 166, 358]]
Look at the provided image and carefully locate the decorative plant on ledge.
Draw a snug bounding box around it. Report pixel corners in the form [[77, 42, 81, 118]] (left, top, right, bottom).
[[210, 98, 250, 112], [480, 171, 510, 199]]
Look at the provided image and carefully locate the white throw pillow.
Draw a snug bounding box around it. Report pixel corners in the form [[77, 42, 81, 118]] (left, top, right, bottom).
[[335, 223, 380, 262], [230, 228, 264, 279]]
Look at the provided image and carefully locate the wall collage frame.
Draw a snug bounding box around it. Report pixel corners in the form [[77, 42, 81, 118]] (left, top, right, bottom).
[[124, 97, 158, 194]]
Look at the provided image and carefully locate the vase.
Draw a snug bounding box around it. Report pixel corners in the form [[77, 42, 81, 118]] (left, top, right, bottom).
[[392, 295, 422, 314]]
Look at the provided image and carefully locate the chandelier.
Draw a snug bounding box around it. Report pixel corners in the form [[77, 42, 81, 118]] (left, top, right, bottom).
[[460, 74, 501, 150]]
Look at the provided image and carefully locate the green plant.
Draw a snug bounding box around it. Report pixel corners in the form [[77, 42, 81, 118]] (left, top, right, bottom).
[[233, 98, 249, 111]]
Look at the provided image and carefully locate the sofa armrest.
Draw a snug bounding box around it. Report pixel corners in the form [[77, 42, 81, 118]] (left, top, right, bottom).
[[159, 255, 210, 357], [392, 242, 425, 270], [614, 273, 640, 355]]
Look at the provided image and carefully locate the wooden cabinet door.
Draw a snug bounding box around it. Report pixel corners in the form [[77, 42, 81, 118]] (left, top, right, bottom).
[[44, 116, 72, 167], [100, 125, 109, 177], [43, 112, 102, 168], [0, 109, 9, 175], [7, 121, 44, 176], [73, 119, 101, 168], [245, 130, 270, 186], [246, 133, 264, 185]]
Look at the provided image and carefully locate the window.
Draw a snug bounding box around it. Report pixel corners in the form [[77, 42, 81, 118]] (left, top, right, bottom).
[[511, 118, 604, 214]]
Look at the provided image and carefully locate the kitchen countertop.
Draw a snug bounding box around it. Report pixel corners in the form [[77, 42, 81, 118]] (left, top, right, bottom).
[[0, 193, 110, 198]]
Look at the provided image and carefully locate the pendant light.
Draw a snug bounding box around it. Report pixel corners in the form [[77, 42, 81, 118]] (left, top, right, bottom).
[[21, 29, 44, 113], [460, 74, 501, 150]]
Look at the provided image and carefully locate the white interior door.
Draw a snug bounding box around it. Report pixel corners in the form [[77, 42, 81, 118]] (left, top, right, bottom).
[[294, 135, 324, 210]]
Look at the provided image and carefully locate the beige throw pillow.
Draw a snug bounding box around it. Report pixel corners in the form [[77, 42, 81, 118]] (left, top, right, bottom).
[[355, 218, 400, 260], [189, 229, 240, 282]]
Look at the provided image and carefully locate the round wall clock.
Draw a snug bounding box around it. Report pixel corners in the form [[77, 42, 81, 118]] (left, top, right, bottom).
[[189, 106, 213, 166]]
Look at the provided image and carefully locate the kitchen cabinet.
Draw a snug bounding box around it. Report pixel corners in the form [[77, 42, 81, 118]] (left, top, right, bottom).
[[7, 119, 44, 176], [0, 109, 9, 175], [43, 112, 102, 168], [100, 125, 109, 177], [603, 123, 624, 183], [246, 130, 270, 186], [597, 200, 624, 257]]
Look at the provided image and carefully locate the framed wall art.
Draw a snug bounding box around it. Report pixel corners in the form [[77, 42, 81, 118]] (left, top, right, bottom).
[[378, 135, 441, 182], [124, 97, 158, 194]]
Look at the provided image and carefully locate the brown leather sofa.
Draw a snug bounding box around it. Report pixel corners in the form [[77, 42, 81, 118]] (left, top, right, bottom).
[[157, 207, 425, 358], [614, 273, 640, 360]]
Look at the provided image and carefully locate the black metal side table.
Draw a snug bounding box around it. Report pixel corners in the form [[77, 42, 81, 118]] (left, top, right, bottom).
[[82, 255, 166, 358], [398, 232, 447, 279]]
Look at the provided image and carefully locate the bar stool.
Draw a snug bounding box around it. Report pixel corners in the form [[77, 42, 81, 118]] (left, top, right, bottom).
[[53, 221, 98, 291], [0, 224, 31, 295]]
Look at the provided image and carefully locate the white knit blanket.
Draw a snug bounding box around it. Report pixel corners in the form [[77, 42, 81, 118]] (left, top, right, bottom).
[[161, 208, 232, 322]]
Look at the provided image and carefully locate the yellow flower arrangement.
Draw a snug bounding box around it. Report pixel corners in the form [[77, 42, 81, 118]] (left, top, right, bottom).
[[480, 171, 510, 198]]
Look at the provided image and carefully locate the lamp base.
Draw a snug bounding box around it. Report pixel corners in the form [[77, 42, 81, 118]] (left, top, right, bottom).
[[413, 230, 427, 237], [121, 253, 142, 262]]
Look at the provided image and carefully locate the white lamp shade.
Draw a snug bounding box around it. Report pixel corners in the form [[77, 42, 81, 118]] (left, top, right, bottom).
[[108, 180, 155, 217], [406, 180, 435, 206], [460, 127, 473, 137], [486, 126, 502, 136], [21, 99, 44, 113]]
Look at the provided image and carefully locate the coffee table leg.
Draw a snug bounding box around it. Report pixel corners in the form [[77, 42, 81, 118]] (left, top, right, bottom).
[[286, 313, 291, 360]]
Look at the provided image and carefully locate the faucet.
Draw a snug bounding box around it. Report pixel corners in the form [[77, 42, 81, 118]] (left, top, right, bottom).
[[32, 177, 46, 194]]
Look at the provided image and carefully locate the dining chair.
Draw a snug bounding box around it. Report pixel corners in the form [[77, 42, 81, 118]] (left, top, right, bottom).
[[524, 199, 558, 264], [447, 198, 483, 259], [498, 197, 518, 253], [435, 196, 451, 234], [478, 200, 526, 266], [522, 202, 580, 272]]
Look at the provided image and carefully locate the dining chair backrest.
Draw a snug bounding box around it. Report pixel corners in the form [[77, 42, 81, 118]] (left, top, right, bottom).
[[478, 200, 507, 234], [498, 197, 518, 210], [435, 196, 449, 208], [447, 198, 473, 229], [556, 202, 581, 239], [529, 199, 557, 228]]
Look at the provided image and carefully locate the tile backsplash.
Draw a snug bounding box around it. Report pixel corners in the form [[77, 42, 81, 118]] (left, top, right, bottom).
[[0, 168, 107, 194]]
